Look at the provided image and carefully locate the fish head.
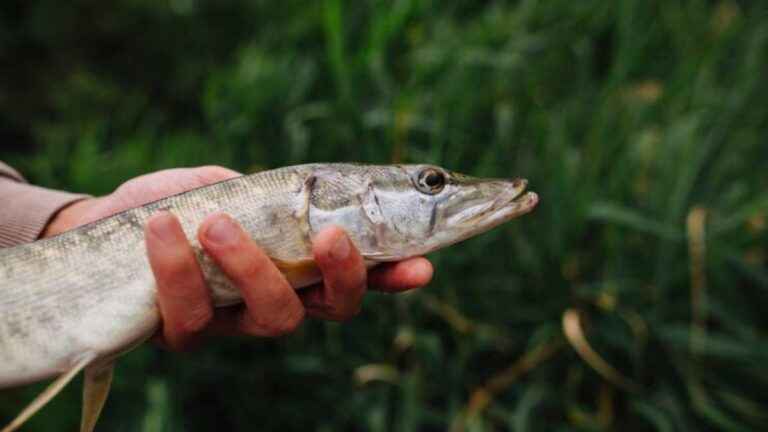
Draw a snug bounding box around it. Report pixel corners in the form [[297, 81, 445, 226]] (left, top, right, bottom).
[[308, 164, 538, 260], [373, 164, 538, 257]]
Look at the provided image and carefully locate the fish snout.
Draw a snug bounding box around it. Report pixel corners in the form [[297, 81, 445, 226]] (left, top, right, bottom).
[[492, 178, 529, 208]]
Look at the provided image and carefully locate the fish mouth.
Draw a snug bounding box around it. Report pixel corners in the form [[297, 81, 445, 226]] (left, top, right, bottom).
[[447, 178, 539, 227], [496, 178, 538, 212], [419, 176, 539, 257], [483, 178, 539, 223]]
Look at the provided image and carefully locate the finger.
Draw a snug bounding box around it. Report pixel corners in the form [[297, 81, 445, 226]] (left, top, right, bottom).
[[145, 212, 213, 351], [202, 305, 251, 336], [301, 226, 366, 321], [369, 257, 434, 293], [191, 166, 241, 185], [199, 213, 305, 337], [299, 285, 342, 321]]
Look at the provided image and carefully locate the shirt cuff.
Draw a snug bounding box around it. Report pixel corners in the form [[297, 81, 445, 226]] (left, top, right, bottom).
[[0, 161, 25, 182], [0, 179, 90, 248]]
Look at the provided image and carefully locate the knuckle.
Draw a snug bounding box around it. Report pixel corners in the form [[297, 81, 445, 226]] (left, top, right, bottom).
[[245, 254, 271, 277], [160, 254, 197, 286], [309, 285, 365, 322], [336, 286, 365, 321], [114, 178, 149, 204], [164, 253, 189, 274], [322, 304, 360, 322], [178, 306, 213, 335], [115, 178, 139, 195], [231, 255, 270, 286], [263, 308, 305, 337], [281, 306, 307, 334], [197, 166, 236, 183]]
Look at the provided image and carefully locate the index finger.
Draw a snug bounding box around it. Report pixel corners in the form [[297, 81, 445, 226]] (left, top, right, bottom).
[[145, 212, 213, 351]]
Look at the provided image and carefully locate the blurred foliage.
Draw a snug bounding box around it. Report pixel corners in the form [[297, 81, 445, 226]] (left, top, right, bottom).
[[1, 0, 768, 431]]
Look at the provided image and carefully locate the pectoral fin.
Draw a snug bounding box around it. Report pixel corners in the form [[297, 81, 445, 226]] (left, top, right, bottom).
[[80, 362, 114, 432], [2, 353, 96, 432], [273, 258, 322, 289]]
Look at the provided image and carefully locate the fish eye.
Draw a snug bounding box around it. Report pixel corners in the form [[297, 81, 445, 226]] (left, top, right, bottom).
[[416, 168, 446, 194]]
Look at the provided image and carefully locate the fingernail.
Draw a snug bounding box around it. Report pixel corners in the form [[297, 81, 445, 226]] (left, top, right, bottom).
[[330, 234, 351, 261], [205, 215, 239, 246], [149, 213, 178, 244]]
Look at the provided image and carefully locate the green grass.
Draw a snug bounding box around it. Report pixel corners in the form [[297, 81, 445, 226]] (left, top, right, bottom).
[[1, 1, 767, 430]]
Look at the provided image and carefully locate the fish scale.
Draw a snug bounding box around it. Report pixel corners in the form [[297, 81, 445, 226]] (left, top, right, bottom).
[[0, 163, 538, 432]]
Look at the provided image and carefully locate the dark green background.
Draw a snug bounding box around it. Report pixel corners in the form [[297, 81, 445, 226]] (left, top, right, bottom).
[[2, 1, 767, 430]]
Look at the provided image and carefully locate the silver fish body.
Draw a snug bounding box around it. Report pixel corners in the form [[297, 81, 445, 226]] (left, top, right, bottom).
[[0, 163, 537, 430]]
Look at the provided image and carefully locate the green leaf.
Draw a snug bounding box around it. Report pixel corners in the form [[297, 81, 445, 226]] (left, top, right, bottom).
[[588, 202, 682, 240]]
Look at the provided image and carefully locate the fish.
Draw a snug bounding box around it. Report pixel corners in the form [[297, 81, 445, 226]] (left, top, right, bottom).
[[0, 163, 538, 431]]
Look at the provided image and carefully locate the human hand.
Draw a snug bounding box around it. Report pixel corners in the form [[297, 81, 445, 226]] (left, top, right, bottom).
[[43, 166, 434, 350]]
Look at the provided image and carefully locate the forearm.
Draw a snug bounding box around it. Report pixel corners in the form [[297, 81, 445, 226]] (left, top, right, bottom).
[[0, 161, 90, 247]]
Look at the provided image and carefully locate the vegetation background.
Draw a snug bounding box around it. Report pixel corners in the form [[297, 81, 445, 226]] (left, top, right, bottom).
[[1, 0, 767, 430]]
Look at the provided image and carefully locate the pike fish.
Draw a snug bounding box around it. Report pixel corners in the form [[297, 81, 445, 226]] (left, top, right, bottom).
[[0, 163, 538, 431]]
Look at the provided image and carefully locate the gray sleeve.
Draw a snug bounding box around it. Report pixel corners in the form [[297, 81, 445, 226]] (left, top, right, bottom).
[[0, 161, 90, 247]]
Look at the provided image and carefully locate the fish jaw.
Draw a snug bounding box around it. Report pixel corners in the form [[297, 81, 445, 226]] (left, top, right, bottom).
[[419, 177, 539, 255], [329, 166, 540, 260]]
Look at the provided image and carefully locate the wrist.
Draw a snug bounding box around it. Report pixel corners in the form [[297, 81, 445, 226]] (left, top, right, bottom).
[[42, 197, 102, 238]]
